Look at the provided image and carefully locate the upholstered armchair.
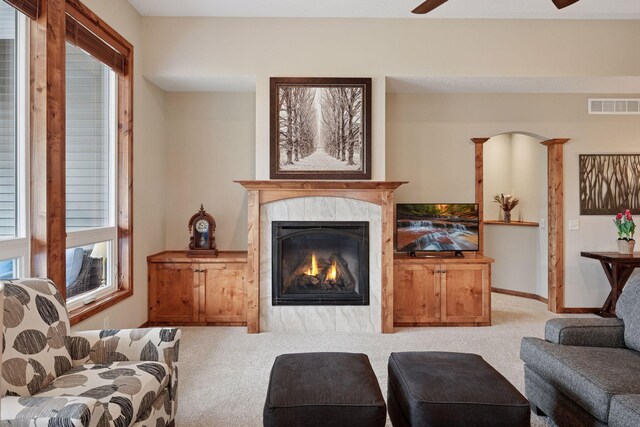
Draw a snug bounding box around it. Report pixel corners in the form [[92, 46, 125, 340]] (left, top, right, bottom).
[[521, 275, 640, 427], [1, 278, 180, 427]]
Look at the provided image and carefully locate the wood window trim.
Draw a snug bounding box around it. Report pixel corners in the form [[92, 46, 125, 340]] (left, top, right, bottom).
[[69, 288, 133, 326], [4, 0, 41, 21], [30, 0, 134, 324]]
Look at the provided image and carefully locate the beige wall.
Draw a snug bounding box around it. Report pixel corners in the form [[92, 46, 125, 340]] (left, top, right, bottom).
[[164, 92, 255, 250], [72, 0, 168, 331], [386, 92, 640, 308], [141, 18, 640, 182]]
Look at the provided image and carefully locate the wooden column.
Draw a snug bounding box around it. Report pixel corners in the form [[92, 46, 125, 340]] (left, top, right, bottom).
[[246, 190, 260, 333], [381, 189, 395, 333], [541, 138, 570, 313], [30, 0, 67, 295], [472, 138, 490, 255]]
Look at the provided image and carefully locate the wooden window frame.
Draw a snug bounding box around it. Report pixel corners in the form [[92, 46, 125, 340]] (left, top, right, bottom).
[[30, 0, 133, 326]]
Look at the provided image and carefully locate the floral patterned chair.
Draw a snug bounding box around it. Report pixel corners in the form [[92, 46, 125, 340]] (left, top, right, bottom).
[[1, 278, 181, 427]]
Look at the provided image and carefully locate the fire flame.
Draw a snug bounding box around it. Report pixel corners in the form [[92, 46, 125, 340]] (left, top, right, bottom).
[[306, 253, 318, 276], [328, 259, 337, 281]]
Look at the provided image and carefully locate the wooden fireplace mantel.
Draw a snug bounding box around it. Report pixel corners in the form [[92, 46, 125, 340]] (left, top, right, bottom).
[[235, 180, 407, 333]]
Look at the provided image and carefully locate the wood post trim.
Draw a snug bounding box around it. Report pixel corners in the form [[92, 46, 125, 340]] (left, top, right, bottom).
[[542, 138, 570, 312], [30, 0, 67, 295], [246, 190, 260, 333], [381, 190, 395, 333], [472, 138, 489, 255]]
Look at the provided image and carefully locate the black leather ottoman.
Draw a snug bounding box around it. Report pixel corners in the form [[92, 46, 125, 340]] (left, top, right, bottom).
[[388, 352, 530, 427], [264, 352, 387, 427]]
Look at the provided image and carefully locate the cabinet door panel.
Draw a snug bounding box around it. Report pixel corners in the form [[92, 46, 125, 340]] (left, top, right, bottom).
[[149, 263, 198, 323], [441, 264, 489, 323], [201, 263, 246, 323], [394, 263, 440, 324]]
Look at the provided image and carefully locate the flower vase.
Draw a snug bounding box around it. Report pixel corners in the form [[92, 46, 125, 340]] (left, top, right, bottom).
[[617, 239, 636, 255], [503, 211, 511, 223]]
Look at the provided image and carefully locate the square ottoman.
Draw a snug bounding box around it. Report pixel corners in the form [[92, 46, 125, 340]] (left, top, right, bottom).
[[264, 352, 387, 427], [388, 352, 530, 427]]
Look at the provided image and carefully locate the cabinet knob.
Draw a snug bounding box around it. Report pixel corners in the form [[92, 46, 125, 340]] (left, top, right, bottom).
[[441, 270, 447, 274]]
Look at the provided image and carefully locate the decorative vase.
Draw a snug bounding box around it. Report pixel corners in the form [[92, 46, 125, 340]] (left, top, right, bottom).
[[617, 239, 636, 255], [503, 211, 511, 223]]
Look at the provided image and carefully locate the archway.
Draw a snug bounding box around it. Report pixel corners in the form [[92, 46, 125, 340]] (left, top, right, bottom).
[[472, 133, 570, 313]]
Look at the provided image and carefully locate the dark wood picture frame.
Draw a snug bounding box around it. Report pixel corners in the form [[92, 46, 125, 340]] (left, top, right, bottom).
[[270, 77, 372, 180]]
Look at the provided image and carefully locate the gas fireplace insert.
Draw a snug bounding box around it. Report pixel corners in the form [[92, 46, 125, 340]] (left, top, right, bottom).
[[272, 221, 369, 306]]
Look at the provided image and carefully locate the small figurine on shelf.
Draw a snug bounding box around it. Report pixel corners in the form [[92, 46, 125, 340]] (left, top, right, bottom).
[[493, 193, 519, 223], [187, 204, 218, 257]]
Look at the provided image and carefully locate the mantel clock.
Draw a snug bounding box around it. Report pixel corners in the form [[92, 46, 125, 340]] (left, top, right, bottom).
[[187, 204, 218, 257]]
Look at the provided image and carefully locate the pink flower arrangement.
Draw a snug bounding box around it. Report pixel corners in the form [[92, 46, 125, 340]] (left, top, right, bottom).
[[613, 209, 635, 241]]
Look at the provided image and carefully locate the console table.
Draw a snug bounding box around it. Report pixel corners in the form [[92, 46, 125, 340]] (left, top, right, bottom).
[[580, 251, 640, 317]]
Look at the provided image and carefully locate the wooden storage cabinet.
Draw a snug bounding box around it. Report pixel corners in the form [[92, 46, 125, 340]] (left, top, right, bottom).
[[148, 251, 247, 326], [394, 254, 493, 326]]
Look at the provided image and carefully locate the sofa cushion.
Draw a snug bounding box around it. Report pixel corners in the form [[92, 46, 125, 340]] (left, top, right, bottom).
[[521, 337, 640, 422], [616, 274, 640, 352], [609, 394, 640, 427], [2, 278, 73, 396], [37, 361, 170, 427], [1, 395, 104, 427]]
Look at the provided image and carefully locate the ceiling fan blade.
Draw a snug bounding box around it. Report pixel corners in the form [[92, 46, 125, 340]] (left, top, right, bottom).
[[412, 0, 449, 15], [552, 0, 580, 9]]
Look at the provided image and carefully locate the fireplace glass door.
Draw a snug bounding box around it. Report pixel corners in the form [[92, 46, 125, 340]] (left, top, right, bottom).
[[272, 221, 369, 305]]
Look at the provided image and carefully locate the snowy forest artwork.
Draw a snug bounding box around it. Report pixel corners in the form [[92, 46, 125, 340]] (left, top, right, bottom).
[[270, 78, 371, 179]]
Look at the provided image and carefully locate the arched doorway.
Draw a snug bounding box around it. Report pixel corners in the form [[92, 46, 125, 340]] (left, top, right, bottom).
[[473, 134, 570, 313]]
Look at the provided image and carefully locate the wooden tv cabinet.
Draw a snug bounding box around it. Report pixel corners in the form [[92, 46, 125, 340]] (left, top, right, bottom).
[[393, 253, 494, 327], [147, 251, 247, 326]]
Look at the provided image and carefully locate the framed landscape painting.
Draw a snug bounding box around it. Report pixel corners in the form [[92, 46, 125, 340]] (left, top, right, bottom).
[[270, 77, 372, 180]]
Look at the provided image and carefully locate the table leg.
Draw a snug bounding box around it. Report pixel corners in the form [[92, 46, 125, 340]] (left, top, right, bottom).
[[597, 261, 634, 317]]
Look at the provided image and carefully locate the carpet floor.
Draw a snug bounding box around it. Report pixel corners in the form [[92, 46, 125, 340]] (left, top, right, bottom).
[[175, 293, 585, 426]]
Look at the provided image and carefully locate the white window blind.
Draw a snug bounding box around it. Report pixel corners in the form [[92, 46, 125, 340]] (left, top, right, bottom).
[[0, 3, 17, 238], [65, 43, 113, 231]]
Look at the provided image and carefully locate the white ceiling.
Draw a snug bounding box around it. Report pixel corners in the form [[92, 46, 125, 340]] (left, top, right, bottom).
[[128, 0, 640, 19]]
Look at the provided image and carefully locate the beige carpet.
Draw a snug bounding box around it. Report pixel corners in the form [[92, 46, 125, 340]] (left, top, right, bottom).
[[175, 293, 587, 426]]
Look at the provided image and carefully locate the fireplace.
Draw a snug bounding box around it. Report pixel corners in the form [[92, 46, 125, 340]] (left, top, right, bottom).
[[272, 221, 369, 306]]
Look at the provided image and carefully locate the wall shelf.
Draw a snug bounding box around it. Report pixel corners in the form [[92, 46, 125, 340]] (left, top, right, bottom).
[[483, 220, 539, 227]]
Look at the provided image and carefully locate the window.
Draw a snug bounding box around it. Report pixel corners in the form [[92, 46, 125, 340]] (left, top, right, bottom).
[[65, 43, 118, 308], [0, 2, 28, 278]]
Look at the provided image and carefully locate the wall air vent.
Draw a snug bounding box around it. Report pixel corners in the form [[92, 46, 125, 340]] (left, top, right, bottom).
[[589, 98, 640, 115]]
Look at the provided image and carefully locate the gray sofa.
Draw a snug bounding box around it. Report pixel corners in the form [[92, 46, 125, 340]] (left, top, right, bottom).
[[520, 275, 640, 427]]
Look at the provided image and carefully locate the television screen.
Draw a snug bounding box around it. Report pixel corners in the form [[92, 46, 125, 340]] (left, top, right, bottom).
[[396, 203, 480, 252]]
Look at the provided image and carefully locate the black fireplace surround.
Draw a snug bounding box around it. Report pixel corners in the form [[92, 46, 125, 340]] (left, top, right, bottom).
[[272, 221, 369, 306]]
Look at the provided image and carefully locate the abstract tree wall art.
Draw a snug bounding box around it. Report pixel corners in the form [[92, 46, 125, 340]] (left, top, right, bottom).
[[270, 77, 372, 179], [579, 154, 640, 215]]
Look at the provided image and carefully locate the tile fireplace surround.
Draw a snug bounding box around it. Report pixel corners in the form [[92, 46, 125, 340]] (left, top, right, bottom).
[[236, 181, 406, 333]]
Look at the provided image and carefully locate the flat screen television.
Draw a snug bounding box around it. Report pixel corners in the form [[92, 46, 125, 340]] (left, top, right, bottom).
[[396, 203, 480, 255]]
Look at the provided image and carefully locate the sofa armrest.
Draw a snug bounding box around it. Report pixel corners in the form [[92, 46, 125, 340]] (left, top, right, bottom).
[[67, 328, 181, 370], [545, 318, 625, 348]]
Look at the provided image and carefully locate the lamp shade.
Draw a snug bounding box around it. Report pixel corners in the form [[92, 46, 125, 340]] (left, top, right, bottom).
[[90, 242, 109, 259]]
